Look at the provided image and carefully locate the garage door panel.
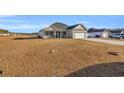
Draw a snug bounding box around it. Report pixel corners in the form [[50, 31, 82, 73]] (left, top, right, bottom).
[[73, 32, 84, 39]]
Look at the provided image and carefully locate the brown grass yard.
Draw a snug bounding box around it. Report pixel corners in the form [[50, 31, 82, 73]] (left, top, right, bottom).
[[0, 36, 124, 77]]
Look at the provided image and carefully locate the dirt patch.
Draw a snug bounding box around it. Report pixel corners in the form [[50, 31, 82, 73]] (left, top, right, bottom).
[[107, 51, 121, 56], [0, 70, 3, 75], [66, 62, 124, 77]]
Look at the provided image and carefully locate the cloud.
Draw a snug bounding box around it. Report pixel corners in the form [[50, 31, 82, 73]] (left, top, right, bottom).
[[0, 19, 27, 23], [0, 15, 16, 18], [0, 23, 42, 29], [0, 16, 28, 23], [0, 15, 29, 24], [76, 21, 90, 24], [0, 24, 48, 30], [41, 24, 49, 28]]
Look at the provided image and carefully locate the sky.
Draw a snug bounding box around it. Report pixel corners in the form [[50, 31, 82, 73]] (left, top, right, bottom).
[[0, 15, 124, 33]]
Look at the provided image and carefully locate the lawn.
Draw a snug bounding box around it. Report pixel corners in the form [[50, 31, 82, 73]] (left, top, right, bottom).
[[0, 36, 124, 76]]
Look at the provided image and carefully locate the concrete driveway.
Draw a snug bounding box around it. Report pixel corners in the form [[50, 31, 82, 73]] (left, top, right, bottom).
[[86, 38, 124, 46]]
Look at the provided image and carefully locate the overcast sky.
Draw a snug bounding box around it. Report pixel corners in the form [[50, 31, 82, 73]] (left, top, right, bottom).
[[0, 15, 124, 33]]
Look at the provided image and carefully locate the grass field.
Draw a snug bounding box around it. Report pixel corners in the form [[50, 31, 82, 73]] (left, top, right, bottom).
[[0, 36, 124, 76]]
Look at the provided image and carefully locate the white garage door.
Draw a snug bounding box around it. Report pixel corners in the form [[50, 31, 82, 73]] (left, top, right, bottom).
[[73, 32, 85, 39]]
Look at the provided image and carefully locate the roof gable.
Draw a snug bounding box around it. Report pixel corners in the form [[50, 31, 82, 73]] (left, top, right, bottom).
[[67, 24, 87, 30]]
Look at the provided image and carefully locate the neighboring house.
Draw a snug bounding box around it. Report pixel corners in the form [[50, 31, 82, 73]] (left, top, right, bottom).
[[109, 29, 124, 35], [11, 33, 31, 36], [88, 28, 110, 38], [0, 29, 10, 37], [0, 33, 10, 37], [32, 32, 38, 37], [39, 22, 87, 39]]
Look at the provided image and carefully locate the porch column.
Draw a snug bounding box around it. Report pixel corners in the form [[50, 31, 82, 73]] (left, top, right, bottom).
[[66, 31, 68, 38], [60, 32, 62, 38], [43, 30, 45, 36], [54, 31, 56, 38]]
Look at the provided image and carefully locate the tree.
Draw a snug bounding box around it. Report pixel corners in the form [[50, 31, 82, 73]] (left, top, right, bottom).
[[0, 29, 9, 33]]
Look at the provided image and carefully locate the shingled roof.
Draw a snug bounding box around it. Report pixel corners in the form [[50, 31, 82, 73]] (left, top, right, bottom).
[[88, 28, 106, 33], [40, 22, 87, 32], [50, 22, 68, 30], [67, 24, 87, 30], [109, 29, 124, 33]]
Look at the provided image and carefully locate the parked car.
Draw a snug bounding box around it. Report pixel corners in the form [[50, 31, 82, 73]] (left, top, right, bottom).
[[110, 33, 124, 39], [121, 34, 124, 38]]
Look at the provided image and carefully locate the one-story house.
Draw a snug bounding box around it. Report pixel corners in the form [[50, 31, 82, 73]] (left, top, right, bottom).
[[87, 28, 110, 38], [32, 32, 38, 37], [0, 29, 10, 37], [109, 29, 124, 36], [0, 33, 10, 37], [39, 22, 87, 39]]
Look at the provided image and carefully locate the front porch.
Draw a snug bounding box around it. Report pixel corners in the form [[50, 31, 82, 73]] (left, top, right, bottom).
[[44, 31, 69, 38]]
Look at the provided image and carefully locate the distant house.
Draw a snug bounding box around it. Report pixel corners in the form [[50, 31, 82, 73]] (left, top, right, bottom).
[[0, 33, 10, 37], [11, 33, 32, 36], [39, 22, 87, 39], [88, 28, 110, 38], [109, 29, 124, 35], [32, 32, 38, 37], [0, 29, 10, 37]]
